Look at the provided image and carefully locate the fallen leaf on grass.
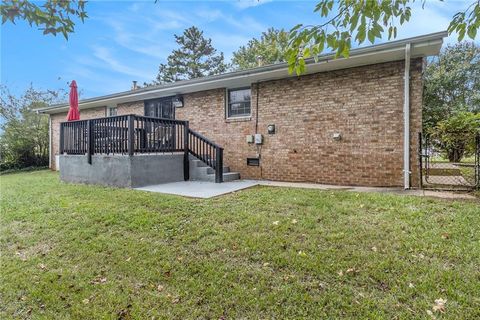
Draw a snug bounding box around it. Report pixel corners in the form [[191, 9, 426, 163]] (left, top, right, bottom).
[[125, 257, 131, 262], [291, 219, 298, 224], [426, 310, 436, 319], [82, 298, 90, 304], [433, 298, 447, 313], [441, 233, 450, 239], [38, 263, 46, 270], [298, 251, 307, 257], [117, 304, 132, 320], [371, 246, 378, 252], [263, 262, 270, 267], [157, 284, 164, 292], [272, 221, 280, 226], [90, 277, 107, 285], [408, 283, 415, 288], [338, 270, 344, 276], [15, 252, 27, 261]]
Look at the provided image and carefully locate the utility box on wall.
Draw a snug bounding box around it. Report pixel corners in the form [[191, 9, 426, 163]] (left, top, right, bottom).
[[254, 134, 263, 144]]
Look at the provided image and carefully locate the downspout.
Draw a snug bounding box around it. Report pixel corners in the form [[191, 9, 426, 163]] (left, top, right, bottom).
[[255, 81, 263, 179], [403, 43, 411, 189]]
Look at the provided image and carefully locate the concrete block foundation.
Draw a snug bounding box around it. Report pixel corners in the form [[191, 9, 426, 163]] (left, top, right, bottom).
[[59, 153, 184, 188]]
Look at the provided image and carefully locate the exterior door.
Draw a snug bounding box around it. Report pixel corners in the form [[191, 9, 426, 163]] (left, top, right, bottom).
[[142, 97, 176, 151], [144, 97, 175, 119]]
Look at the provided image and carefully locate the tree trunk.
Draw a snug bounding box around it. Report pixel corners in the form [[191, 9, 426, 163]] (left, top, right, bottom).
[[448, 147, 465, 162]]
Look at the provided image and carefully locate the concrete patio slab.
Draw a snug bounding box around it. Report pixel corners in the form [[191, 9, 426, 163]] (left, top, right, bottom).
[[135, 180, 259, 198], [258, 180, 477, 200], [135, 179, 477, 201]]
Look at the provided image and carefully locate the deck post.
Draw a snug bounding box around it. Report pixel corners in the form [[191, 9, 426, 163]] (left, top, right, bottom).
[[87, 120, 93, 165], [59, 123, 64, 155], [128, 115, 135, 156], [215, 147, 223, 183], [183, 121, 190, 181]]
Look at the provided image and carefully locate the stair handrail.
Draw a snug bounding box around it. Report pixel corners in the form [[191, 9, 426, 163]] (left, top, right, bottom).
[[187, 128, 224, 183]]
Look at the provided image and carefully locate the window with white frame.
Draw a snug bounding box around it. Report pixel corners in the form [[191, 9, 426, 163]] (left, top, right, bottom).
[[107, 106, 118, 116], [226, 88, 251, 118]]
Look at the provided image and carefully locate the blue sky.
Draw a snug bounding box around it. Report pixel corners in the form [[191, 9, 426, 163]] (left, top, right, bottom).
[[1, 0, 477, 99]]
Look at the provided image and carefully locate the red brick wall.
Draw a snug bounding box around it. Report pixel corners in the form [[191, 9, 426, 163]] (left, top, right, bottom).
[[50, 59, 423, 187], [177, 59, 423, 187]]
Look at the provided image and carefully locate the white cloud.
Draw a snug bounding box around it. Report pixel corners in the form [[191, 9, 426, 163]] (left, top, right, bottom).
[[394, 4, 450, 41], [91, 46, 153, 80], [208, 32, 253, 60], [101, 16, 173, 59], [60, 1, 278, 97], [224, 15, 267, 33], [379, 1, 478, 45], [234, 0, 273, 10], [195, 8, 224, 21]]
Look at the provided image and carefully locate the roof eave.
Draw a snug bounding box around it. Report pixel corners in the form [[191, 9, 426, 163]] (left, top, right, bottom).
[[36, 31, 447, 115]]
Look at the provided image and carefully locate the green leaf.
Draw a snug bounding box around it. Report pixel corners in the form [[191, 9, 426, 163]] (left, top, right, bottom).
[[350, 14, 359, 32], [291, 24, 303, 33], [467, 25, 477, 39], [356, 24, 366, 43], [367, 29, 375, 43], [303, 47, 311, 59]]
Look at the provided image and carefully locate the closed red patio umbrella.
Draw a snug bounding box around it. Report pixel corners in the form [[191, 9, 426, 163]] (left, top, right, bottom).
[[67, 80, 80, 121]]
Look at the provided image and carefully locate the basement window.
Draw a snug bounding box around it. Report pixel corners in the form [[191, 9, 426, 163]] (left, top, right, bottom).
[[227, 88, 251, 118]]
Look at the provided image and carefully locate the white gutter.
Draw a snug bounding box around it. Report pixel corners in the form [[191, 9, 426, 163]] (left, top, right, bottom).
[[403, 43, 411, 189]]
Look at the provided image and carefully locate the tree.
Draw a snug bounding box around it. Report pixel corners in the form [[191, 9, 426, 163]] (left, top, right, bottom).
[[151, 26, 227, 85], [430, 112, 480, 162], [0, 0, 87, 39], [0, 85, 66, 171], [287, 0, 480, 74], [423, 42, 480, 131], [232, 28, 289, 70]]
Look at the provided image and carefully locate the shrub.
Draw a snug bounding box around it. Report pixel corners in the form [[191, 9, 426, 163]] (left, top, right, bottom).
[[429, 112, 480, 162]]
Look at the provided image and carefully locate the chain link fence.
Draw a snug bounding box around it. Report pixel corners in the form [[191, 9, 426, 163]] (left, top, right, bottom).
[[419, 133, 479, 190]]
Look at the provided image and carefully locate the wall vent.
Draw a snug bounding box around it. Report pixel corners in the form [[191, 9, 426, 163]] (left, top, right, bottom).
[[247, 157, 260, 166]]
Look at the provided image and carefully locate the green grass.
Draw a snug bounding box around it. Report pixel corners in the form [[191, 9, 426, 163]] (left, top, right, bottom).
[[430, 155, 476, 163], [1, 171, 479, 319]]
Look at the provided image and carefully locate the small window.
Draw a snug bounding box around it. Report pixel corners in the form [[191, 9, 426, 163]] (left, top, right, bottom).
[[227, 88, 251, 118], [107, 106, 117, 117]]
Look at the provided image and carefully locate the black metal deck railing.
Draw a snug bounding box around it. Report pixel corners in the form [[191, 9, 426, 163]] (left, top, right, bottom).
[[59, 114, 224, 182], [188, 130, 224, 183]]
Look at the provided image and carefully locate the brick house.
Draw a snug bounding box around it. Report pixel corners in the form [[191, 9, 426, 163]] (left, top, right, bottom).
[[37, 32, 446, 189]]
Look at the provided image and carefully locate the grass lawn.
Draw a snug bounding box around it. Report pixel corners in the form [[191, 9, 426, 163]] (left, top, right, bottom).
[[1, 171, 479, 319]]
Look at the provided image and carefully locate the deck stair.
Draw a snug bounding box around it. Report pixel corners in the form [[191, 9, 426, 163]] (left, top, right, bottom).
[[189, 156, 240, 182]]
